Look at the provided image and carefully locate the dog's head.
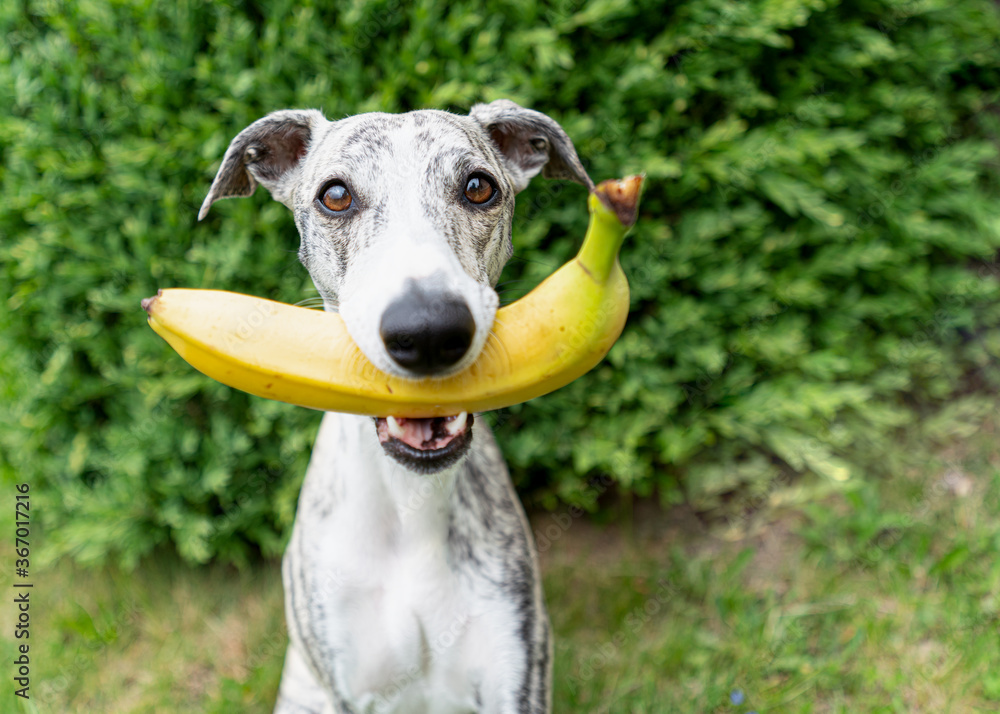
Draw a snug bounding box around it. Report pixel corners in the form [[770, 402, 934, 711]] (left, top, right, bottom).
[[200, 100, 592, 473]]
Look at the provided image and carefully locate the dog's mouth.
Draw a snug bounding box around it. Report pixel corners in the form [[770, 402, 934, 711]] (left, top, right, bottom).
[[375, 413, 474, 473]]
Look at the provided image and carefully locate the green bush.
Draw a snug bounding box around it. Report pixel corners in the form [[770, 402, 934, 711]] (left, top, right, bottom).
[[2, 0, 999, 566]]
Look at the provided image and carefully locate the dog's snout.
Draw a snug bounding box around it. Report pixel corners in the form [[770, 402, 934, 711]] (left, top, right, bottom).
[[379, 288, 476, 375]]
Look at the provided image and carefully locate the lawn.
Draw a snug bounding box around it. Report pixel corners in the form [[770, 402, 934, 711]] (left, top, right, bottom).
[[3, 414, 999, 714]]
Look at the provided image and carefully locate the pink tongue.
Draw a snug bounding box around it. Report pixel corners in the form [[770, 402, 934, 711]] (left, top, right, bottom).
[[393, 418, 436, 449], [377, 416, 467, 451]]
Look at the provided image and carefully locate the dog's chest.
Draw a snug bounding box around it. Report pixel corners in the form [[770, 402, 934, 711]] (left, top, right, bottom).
[[285, 511, 515, 713], [282, 418, 515, 712]]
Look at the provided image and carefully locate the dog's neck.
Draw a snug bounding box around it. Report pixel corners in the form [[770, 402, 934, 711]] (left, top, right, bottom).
[[303, 411, 463, 548]]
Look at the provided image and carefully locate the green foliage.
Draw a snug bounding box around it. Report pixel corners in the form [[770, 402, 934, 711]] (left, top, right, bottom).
[[1, 0, 999, 566]]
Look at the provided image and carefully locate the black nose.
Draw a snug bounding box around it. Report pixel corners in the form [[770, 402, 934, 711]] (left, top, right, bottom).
[[379, 287, 476, 375]]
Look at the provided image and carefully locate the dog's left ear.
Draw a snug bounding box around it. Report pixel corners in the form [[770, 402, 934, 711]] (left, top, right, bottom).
[[470, 99, 595, 194]]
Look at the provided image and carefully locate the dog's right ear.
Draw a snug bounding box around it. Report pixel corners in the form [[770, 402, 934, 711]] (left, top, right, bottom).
[[198, 109, 325, 220]]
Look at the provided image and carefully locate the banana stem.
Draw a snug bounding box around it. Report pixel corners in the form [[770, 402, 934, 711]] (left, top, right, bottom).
[[577, 175, 644, 284]]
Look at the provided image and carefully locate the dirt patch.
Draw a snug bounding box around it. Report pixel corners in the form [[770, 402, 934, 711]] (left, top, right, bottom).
[[530, 494, 806, 595]]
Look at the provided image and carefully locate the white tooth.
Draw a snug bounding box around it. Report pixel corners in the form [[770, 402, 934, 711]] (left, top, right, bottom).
[[387, 416, 406, 439], [445, 412, 468, 436]]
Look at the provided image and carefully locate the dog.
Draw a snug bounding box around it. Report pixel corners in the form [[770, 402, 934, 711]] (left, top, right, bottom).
[[199, 99, 594, 714]]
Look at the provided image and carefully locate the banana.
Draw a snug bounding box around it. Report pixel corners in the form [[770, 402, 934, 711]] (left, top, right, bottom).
[[143, 175, 643, 418]]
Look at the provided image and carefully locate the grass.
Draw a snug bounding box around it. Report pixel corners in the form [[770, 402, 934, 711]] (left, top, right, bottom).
[[3, 416, 1000, 714]]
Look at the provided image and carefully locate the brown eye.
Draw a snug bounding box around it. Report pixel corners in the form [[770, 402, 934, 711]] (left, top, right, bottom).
[[464, 174, 495, 205], [320, 182, 352, 212]]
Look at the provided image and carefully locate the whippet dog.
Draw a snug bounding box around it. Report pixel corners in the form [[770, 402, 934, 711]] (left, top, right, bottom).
[[199, 100, 594, 714]]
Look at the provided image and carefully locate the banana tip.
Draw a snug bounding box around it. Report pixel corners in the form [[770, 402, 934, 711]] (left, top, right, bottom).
[[141, 290, 163, 315], [595, 174, 645, 228]]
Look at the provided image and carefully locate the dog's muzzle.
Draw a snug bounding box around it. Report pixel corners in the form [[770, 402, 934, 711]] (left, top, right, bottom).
[[375, 413, 474, 473]]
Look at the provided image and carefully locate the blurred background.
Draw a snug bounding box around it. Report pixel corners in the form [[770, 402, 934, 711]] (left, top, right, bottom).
[[2, 0, 1000, 711]]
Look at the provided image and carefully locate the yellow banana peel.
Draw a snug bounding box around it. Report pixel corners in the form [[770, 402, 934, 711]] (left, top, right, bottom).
[[144, 175, 643, 417]]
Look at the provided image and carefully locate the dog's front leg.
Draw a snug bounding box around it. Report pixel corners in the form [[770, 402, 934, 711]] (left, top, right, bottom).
[[274, 641, 337, 714]]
